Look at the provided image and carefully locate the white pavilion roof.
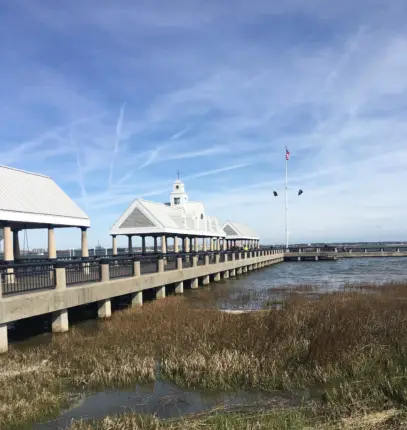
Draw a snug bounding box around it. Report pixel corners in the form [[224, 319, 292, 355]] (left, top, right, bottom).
[[222, 220, 259, 240], [110, 198, 225, 237], [0, 165, 90, 228]]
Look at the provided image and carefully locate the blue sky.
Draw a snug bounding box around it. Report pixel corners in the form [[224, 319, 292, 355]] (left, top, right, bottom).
[[1, 0, 407, 248]]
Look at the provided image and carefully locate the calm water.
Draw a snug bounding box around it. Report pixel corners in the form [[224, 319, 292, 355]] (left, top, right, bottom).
[[25, 257, 407, 428], [183, 257, 407, 310]]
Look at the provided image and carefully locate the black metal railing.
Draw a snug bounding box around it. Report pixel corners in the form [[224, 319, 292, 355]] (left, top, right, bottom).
[[140, 256, 158, 275], [0, 250, 270, 296], [0, 262, 55, 295], [65, 260, 101, 285], [164, 255, 177, 271], [109, 258, 134, 279]]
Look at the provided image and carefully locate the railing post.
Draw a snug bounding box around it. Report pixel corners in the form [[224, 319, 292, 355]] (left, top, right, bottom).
[[175, 255, 184, 294], [133, 258, 141, 277], [52, 262, 69, 333], [0, 275, 7, 353], [157, 257, 164, 273], [100, 259, 110, 282], [131, 258, 143, 307]]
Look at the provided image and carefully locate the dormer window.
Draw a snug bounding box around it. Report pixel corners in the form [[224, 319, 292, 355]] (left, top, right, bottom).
[[174, 197, 181, 205]]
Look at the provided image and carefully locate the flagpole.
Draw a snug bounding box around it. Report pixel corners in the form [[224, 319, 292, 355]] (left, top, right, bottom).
[[285, 148, 289, 250]]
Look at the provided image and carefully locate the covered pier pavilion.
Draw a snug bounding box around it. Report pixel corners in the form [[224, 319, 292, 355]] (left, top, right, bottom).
[[109, 179, 226, 255], [221, 220, 260, 249], [0, 165, 91, 263]]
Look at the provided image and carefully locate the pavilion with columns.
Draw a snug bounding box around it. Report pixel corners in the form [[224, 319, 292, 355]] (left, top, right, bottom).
[[109, 179, 227, 254], [0, 165, 90, 262], [221, 220, 259, 249]]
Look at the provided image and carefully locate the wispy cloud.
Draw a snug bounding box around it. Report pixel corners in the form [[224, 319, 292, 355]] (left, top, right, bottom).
[[108, 103, 126, 188], [2, 0, 407, 247]]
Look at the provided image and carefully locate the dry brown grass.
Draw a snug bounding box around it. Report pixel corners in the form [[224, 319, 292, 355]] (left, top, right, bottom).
[[2, 282, 407, 428]]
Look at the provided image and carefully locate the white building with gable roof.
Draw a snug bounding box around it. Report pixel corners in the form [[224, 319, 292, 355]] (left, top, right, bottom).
[[221, 220, 260, 249], [109, 178, 226, 254]]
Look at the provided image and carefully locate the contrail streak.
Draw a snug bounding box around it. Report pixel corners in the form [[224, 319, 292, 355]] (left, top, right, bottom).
[[108, 103, 126, 188]]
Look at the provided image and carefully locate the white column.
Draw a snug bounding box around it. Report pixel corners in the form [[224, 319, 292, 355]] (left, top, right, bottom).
[[0, 324, 8, 354], [52, 309, 69, 332], [202, 237, 207, 251], [112, 235, 118, 255], [161, 235, 167, 254], [3, 226, 13, 262], [48, 227, 56, 259], [131, 291, 143, 307], [98, 299, 112, 318], [81, 227, 89, 258], [210, 238, 214, 251], [156, 285, 166, 299], [193, 237, 198, 252], [184, 237, 190, 253], [174, 236, 179, 253]]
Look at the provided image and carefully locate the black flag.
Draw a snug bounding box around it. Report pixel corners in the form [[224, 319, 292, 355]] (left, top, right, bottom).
[[298, 189, 303, 196], [273, 191, 278, 197]]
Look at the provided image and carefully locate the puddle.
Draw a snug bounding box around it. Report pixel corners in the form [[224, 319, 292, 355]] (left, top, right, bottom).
[[34, 379, 297, 429]]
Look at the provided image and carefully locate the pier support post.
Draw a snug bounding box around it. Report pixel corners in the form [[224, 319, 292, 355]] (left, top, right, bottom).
[[156, 285, 166, 299], [52, 309, 69, 332], [223, 270, 229, 279], [237, 267, 242, 275], [190, 255, 198, 288], [230, 253, 236, 276], [175, 281, 184, 294], [214, 272, 221, 282], [98, 299, 112, 318], [52, 263, 69, 332], [0, 324, 7, 354], [315, 256, 319, 261], [131, 291, 143, 307], [243, 266, 248, 273]]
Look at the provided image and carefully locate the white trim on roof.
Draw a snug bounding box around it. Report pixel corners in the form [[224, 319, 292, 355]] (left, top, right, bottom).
[[0, 210, 90, 228], [0, 165, 90, 228], [110, 198, 226, 237]]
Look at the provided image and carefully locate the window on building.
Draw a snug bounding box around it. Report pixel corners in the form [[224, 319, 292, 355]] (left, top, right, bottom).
[[174, 197, 181, 205], [200, 214, 204, 219]]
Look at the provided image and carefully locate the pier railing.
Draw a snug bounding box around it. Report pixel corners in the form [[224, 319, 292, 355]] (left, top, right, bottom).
[[0, 250, 281, 297]]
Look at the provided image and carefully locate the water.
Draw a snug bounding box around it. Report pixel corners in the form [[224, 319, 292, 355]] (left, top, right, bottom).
[[35, 380, 296, 430], [182, 257, 407, 310], [20, 257, 407, 427]]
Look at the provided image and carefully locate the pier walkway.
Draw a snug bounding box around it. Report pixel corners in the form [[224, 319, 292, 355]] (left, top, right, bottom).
[[284, 246, 407, 261], [0, 249, 283, 353]]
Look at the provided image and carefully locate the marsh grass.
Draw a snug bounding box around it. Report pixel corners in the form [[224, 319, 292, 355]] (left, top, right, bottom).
[[2, 282, 407, 428]]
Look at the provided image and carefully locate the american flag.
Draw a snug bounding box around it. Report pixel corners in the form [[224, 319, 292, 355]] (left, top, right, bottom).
[[285, 147, 290, 161]]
